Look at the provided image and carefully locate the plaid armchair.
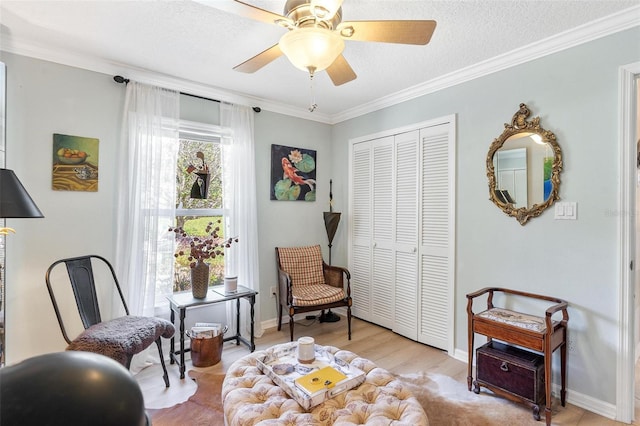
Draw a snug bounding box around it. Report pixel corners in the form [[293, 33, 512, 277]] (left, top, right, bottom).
[[275, 245, 352, 341]]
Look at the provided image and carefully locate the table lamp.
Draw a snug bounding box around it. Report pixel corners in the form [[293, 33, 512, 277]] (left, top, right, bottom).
[[0, 168, 44, 221], [0, 168, 43, 364]]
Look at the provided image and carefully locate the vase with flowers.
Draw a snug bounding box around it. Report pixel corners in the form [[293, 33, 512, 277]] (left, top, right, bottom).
[[169, 220, 238, 299]]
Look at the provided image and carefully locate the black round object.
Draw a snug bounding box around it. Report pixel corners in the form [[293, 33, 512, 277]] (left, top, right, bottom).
[[0, 351, 148, 426]]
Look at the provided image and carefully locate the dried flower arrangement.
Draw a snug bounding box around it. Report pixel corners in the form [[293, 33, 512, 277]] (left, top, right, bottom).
[[169, 220, 238, 268]]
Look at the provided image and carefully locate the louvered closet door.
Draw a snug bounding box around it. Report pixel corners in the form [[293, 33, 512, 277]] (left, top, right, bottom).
[[350, 116, 455, 352], [350, 142, 373, 321], [418, 123, 454, 351], [393, 131, 419, 340], [371, 137, 395, 329]]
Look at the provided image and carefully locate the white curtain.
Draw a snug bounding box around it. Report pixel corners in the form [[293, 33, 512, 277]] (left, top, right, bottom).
[[221, 102, 263, 338], [115, 82, 180, 319]]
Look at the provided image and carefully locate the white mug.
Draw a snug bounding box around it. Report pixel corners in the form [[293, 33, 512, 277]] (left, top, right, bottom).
[[297, 336, 315, 364]]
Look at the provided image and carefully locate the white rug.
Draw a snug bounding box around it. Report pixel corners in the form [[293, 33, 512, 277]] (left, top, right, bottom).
[[396, 372, 553, 426]]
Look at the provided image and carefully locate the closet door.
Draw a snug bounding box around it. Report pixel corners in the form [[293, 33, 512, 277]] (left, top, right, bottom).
[[370, 136, 395, 329], [349, 116, 455, 354], [350, 142, 373, 321], [418, 123, 455, 351], [350, 136, 395, 327], [392, 131, 419, 340]]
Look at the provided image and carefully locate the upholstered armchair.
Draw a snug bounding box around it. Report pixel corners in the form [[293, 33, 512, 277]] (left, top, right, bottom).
[[275, 245, 352, 341]]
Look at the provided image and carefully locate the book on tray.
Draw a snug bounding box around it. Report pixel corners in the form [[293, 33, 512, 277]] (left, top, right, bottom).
[[294, 366, 348, 397], [257, 344, 366, 410]]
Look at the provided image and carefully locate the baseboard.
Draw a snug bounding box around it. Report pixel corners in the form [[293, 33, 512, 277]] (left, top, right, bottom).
[[456, 348, 618, 420], [261, 313, 316, 331], [553, 384, 617, 421], [453, 348, 469, 364], [261, 317, 279, 331]]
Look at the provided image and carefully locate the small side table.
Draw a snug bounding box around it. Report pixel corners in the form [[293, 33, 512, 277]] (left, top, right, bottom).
[[167, 285, 257, 379]]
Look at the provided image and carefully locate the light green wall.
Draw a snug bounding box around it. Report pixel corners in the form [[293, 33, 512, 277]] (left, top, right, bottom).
[[1, 25, 638, 409], [255, 110, 334, 322], [330, 27, 640, 404], [1, 52, 124, 363], [180, 93, 219, 124], [0, 51, 332, 365]]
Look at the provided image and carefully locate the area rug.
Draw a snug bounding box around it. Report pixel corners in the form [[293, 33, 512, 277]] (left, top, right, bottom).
[[397, 372, 545, 426], [149, 370, 225, 426], [150, 370, 548, 425]]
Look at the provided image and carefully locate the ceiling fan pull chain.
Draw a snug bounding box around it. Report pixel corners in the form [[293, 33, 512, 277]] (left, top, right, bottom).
[[308, 68, 318, 112]]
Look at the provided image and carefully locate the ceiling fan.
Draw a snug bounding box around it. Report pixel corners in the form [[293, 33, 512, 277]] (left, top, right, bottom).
[[199, 0, 437, 86]]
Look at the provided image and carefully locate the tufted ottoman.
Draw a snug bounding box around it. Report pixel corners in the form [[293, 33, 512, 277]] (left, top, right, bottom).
[[222, 342, 429, 425]]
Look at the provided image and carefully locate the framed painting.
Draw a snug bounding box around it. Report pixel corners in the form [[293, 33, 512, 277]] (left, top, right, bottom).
[[52, 133, 99, 191], [270, 144, 316, 201]]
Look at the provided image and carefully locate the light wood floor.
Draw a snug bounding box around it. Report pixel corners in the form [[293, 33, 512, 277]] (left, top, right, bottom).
[[136, 316, 638, 425]]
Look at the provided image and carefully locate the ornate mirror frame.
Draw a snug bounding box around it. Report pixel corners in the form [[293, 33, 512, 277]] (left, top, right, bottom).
[[486, 103, 563, 225]]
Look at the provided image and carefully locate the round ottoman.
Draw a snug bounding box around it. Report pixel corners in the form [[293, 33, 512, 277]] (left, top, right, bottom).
[[222, 342, 429, 425]]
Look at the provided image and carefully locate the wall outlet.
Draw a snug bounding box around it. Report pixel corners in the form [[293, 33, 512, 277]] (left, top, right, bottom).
[[568, 336, 576, 353], [270, 286, 277, 298]]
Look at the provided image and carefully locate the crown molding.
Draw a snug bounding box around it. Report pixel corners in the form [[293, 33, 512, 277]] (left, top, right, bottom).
[[2, 5, 638, 126], [0, 35, 333, 124], [330, 5, 640, 124]]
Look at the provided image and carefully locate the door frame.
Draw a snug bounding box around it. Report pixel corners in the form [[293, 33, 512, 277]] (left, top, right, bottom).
[[618, 61, 640, 423]]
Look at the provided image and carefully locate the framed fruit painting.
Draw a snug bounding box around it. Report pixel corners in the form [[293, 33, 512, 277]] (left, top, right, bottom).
[[52, 133, 99, 191]]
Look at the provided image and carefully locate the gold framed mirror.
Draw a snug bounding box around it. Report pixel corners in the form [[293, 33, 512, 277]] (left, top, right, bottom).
[[486, 103, 563, 225]]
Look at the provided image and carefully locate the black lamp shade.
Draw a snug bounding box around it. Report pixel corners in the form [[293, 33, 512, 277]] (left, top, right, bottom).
[[0, 168, 44, 218]]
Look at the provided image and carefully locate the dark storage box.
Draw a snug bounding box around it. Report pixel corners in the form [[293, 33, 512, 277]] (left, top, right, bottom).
[[476, 341, 545, 405]]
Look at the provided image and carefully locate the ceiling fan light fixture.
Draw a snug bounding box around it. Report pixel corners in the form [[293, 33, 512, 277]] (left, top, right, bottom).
[[310, 0, 343, 19], [339, 25, 354, 38], [274, 18, 294, 29], [279, 27, 345, 73]]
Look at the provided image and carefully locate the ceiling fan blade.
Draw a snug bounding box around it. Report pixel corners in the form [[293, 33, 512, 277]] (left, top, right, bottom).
[[337, 20, 437, 45], [326, 55, 357, 86], [194, 0, 290, 26], [234, 44, 283, 73]]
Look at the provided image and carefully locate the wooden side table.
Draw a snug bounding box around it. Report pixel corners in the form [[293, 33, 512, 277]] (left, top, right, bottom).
[[167, 285, 257, 379], [467, 287, 568, 426]]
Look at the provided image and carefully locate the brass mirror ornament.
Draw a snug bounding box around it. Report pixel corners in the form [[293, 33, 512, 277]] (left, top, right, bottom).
[[487, 103, 563, 225]]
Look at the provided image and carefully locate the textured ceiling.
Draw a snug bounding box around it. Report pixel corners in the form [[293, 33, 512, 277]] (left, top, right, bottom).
[[0, 0, 638, 121]]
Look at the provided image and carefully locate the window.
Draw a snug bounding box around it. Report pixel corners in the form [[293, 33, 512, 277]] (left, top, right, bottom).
[[155, 121, 229, 305]]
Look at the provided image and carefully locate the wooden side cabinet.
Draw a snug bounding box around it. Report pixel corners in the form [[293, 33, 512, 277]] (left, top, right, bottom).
[[467, 287, 568, 426], [475, 341, 545, 420]]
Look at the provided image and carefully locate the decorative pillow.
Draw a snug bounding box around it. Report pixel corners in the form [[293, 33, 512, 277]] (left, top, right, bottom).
[[277, 245, 325, 287]]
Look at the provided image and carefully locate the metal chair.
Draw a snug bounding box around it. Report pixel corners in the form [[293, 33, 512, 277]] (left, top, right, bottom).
[[275, 245, 352, 341], [45, 255, 175, 387]]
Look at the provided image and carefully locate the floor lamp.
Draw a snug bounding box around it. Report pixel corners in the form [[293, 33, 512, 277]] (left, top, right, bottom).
[[0, 168, 44, 363], [321, 179, 341, 323]]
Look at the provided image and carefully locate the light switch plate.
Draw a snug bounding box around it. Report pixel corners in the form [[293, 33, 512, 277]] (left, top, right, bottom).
[[555, 202, 577, 220]]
